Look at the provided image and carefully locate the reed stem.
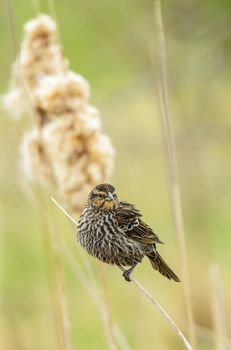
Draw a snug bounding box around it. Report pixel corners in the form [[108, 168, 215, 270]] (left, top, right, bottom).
[[154, 1, 196, 347], [33, 189, 71, 350], [98, 263, 117, 350], [209, 264, 226, 350]]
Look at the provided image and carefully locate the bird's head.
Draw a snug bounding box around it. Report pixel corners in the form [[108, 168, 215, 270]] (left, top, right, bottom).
[[88, 183, 118, 210]]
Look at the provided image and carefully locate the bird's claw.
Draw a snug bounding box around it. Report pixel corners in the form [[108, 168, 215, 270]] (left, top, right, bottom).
[[123, 270, 132, 282]]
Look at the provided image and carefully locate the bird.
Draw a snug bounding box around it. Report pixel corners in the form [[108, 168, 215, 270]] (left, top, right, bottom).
[[77, 183, 180, 282]]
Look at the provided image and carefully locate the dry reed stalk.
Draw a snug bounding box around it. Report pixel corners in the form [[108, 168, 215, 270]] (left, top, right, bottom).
[[154, 1, 196, 347], [3, 3, 72, 350], [47, 0, 62, 47], [32, 187, 72, 350], [51, 196, 193, 350], [32, 0, 41, 16], [113, 325, 132, 350], [209, 264, 227, 350], [98, 263, 117, 350], [3, 0, 19, 58], [49, 213, 72, 350], [185, 323, 231, 348]]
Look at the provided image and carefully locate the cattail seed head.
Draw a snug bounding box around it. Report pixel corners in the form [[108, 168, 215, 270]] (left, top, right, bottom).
[[3, 14, 115, 213]]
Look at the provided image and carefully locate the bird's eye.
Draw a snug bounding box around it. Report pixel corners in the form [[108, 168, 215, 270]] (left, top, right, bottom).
[[97, 192, 105, 199]]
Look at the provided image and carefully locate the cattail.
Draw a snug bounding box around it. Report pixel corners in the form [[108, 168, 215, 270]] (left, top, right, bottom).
[[3, 14, 115, 213]]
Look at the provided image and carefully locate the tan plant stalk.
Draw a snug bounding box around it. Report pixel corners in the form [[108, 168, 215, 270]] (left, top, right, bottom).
[[154, 1, 196, 347], [32, 187, 71, 350], [3, 4, 72, 350], [209, 264, 227, 350], [98, 263, 117, 350], [47, 0, 62, 46], [33, 0, 41, 16], [3, 0, 19, 58], [183, 323, 231, 348], [51, 196, 193, 350], [49, 214, 72, 350]]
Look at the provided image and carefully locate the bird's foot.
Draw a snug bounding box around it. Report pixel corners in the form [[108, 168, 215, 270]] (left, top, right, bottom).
[[121, 263, 139, 282], [123, 269, 132, 282]]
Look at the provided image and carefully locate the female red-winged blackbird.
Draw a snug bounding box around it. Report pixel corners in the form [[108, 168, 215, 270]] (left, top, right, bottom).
[[77, 183, 180, 282]]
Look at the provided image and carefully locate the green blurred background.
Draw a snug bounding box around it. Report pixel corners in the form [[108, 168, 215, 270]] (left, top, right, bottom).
[[1, 0, 231, 349]]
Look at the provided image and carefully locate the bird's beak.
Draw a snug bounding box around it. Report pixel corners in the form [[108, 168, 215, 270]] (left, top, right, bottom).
[[105, 192, 114, 201], [103, 192, 114, 209]]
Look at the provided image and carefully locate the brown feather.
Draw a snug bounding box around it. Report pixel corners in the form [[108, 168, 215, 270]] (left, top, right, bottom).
[[148, 252, 180, 282], [130, 220, 164, 244], [116, 201, 163, 244]]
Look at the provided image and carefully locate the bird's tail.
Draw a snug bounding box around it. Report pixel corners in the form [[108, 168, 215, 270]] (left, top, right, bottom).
[[147, 251, 180, 282]]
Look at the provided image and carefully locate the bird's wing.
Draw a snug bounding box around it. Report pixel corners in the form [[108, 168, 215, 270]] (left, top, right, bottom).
[[115, 201, 163, 244]]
